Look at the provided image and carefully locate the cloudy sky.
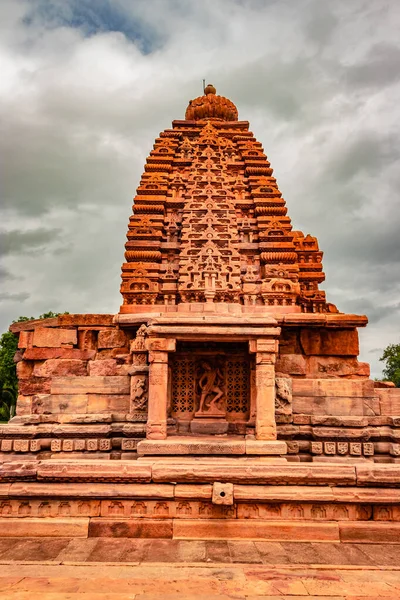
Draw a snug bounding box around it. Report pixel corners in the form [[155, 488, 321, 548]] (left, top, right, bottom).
[[1, 0, 399, 378]]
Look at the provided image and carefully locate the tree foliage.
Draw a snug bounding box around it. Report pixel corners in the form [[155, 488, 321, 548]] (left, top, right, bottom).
[[380, 343, 400, 388], [0, 312, 69, 421]]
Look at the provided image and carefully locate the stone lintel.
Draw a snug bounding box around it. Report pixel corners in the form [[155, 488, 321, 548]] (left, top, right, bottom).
[[280, 313, 368, 328], [145, 326, 280, 340]]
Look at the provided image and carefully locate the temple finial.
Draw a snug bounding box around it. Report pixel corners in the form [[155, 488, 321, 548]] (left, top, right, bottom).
[[204, 83, 216, 95]]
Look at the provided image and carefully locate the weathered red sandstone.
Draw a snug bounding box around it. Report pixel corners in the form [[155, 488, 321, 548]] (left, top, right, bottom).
[[1, 85, 399, 541]]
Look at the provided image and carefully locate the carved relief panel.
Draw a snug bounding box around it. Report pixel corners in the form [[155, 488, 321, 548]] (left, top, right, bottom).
[[170, 343, 250, 421]]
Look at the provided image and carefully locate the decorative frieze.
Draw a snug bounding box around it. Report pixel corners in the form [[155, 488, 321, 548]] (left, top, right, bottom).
[[0, 498, 399, 522], [311, 441, 374, 457]]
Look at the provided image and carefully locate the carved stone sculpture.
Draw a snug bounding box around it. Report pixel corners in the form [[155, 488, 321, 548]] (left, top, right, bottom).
[[195, 361, 225, 417]]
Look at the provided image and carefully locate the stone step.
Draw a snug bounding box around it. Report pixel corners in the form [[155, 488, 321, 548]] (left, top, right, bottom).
[[137, 437, 287, 456]]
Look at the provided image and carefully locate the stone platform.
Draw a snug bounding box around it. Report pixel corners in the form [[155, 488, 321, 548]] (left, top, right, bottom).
[[0, 458, 399, 542]]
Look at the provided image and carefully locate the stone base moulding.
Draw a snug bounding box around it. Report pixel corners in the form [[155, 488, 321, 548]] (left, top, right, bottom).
[[0, 459, 398, 540]]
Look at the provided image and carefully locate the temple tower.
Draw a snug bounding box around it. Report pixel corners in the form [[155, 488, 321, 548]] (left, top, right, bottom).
[[120, 85, 328, 313]]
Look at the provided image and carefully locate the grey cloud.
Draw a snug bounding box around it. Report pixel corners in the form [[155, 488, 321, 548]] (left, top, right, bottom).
[[304, 3, 339, 47], [328, 132, 399, 182], [0, 292, 30, 302], [0, 228, 61, 255], [344, 43, 400, 89], [0, 265, 17, 282]]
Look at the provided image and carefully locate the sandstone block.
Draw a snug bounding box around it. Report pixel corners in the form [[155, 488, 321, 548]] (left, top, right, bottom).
[[377, 388, 400, 416], [56, 413, 111, 424], [17, 330, 33, 349], [245, 440, 287, 455], [152, 463, 356, 485], [51, 376, 130, 395], [16, 361, 33, 378], [0, 462, 38, 480], [212, 482, 233, 505], [173, 519, 339, 541], [33, 359, 88, 377], [32, 394, 88, 414], [356, 464, 400, 486], [311, 426, 368, 440], [9, 481, 174, 498], [275, 354, 306, 375], [24, 348, 96, 360], [333, 487, 400, 503], [375, 380, 396, 388], [111, 347, 130, 357], [121, 424, 147, 436], [15, 395, 32, 416], [310, 416, 368, 427], [78, 329, 98, 351], [137, 438, 245, 456], [52, 424, 110, 436], [36, 460, 151, 482], [88, 518, 172, 538], [18, 377, 51, 396], [190, 419, 229, 435], [98, 330, 127, 349], [300, 328, 359, 356], [88, 359, 131, 376], [233, 484, 334, 502], [145, 338, 176, 352], [1, 440, 13, 452], [33, 327, 77, 348], [363, 397, 381, 416], [390, 443, 400, 456], [293, 396, 364, 416], [58, 314, 114, 326], [87, 394, 130, 413], [13, 440, 29, 452], [292, 378, 375, 398], [339, 522, 400, 543], [174, 484, 212, 499], [306, 356, 370, 378], [121, 439, 138, 451], [0, 518, 89, 537]]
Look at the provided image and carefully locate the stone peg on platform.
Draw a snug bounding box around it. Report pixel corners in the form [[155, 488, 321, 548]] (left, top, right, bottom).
[[212, 482, 234, 505]]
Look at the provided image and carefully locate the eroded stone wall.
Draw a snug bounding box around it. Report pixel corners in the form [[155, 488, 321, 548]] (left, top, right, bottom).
[[4, 315, 400, 462]]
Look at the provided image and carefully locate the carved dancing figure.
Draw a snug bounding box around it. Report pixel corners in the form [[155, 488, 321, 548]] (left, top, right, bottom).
[[197, 361, 224, 414]]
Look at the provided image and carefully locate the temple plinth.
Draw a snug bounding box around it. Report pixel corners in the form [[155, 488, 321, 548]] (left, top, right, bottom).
[[1, 86, 400, 542]]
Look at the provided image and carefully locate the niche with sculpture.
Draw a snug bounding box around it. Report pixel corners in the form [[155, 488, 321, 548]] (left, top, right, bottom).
[[170, 342, 250, 424]]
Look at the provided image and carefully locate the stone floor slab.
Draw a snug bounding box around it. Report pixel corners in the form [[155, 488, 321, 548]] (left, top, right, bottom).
[[0, 562, 398, 599], [205, 541, 232, 563]]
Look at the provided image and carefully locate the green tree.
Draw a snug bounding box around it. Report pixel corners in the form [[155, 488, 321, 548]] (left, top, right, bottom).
[[380, 343, 400, 388], [0, 312, 69, 421]]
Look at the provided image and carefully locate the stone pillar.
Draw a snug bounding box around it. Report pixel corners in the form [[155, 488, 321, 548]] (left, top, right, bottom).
[[129, 325, 149, 422], [249, 339, 279, 441], [145, 338, 176, 440]]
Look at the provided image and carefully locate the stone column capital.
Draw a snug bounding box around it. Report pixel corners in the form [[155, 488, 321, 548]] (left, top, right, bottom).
[[145, 337, 176, 353], [249, 338, 279, 355]]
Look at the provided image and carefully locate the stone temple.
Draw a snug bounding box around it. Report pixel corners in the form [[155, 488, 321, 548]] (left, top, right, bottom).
[[1, 85, 399, 542]]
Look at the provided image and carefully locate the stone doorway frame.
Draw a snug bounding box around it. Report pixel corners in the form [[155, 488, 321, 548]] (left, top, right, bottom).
[[142, 315, 281, 441]]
